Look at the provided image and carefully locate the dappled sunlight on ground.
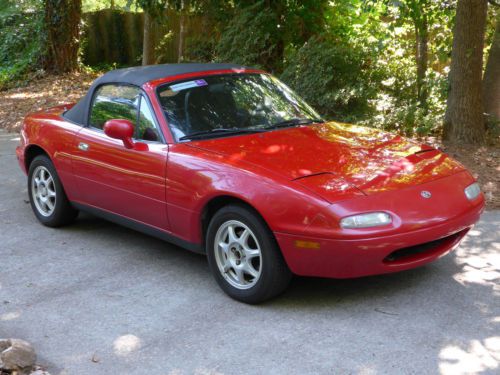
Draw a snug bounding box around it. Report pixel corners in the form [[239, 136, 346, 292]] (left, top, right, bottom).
[[0, 311, 21, 321], [439, 337, 500, 375], [0, 71, 98, 133], [356, 366, 377, 375], [113, 334, 142, 356], [453, 227, 500, 295], [166, 369, 225, 375], [437, 215, 500, 374], [6, 92, 49, 100]]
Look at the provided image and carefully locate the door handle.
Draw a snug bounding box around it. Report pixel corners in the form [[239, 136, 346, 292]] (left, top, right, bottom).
[[78, 142, 89, 151]]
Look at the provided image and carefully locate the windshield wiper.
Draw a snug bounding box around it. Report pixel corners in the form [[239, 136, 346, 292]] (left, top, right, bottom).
[[178, 127, 265, 141], [179, 118, 324, 141], [265, 118, 325, 130]]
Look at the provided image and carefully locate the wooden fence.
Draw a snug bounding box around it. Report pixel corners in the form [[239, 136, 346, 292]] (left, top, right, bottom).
[[82, 9, 209, 66]]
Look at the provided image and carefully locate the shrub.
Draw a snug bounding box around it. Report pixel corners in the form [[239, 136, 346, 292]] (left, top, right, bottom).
[[0, 2, 44, 90], [281, 34, 378, 122], [215, 1, 283, 72]]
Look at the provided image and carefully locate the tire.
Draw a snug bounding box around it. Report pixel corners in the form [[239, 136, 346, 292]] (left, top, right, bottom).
[[28, 155, 78, 227], [206, 204, 292, 304]]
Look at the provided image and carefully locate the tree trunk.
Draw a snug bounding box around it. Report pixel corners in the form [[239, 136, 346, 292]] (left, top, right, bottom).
[[415, 17, 428, 110], [266, 0, 285, 73], [483, 11, 500, 126], [178, 0, 189, 63], [44, 0, 82, 73], [142, 10, 154, 65], [443, 0, 488, 144]]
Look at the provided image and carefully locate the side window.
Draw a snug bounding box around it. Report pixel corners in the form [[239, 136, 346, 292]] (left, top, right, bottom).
[[89, 84, 140, 130], [136, 96, 161, 142]]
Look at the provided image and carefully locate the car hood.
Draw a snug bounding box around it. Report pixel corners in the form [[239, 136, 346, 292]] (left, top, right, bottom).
[[187, 122, 465, 203]]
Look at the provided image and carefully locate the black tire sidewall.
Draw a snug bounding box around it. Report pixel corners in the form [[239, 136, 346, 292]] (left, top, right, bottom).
[[28, 155, 76, 227], [206, 205, 291, 304]]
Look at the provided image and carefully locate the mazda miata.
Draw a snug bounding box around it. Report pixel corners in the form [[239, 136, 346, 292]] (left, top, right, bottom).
[[16, 64, 484, 303]]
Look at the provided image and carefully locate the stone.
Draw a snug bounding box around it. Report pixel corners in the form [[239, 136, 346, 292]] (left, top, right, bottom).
[[0, 338, 36, 373], [0, 339, 10, 352], [30, 369, 51, 375]]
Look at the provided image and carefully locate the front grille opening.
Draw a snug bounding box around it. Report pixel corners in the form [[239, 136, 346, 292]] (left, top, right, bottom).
[[383, 230, 465, 264]]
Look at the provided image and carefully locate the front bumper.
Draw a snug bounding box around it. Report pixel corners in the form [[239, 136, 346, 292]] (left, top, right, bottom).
[[275, 195, 483, 279]]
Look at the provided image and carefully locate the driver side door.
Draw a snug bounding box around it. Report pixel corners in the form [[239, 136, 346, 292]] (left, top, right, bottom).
[[72, 84, 169, 231]]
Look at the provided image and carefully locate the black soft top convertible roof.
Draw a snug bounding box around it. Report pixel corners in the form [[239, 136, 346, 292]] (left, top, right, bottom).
[[64, 63, 250, 125]]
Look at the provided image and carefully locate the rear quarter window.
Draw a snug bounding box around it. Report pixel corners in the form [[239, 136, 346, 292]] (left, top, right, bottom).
[[89, 85, 140, 130]]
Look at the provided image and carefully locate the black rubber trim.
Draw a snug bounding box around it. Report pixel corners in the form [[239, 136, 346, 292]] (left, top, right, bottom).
[[71, 202, 205, 254], [383, 230, 464, 263]]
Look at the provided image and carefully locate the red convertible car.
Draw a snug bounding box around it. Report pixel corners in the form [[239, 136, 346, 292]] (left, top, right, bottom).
[[17, 64, 484, 303]]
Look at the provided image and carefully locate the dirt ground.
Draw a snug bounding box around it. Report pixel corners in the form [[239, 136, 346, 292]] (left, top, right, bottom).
[[0, 72, 498, 209], [438, 142, 499, 209]]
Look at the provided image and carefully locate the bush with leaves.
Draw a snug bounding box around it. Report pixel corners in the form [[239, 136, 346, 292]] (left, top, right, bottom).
[[216, 1, 283, 72], [183, 35, 216, 62], [0, 0, 44, 90], [366, 68, 448, 136], [281, 34, 379, 122]]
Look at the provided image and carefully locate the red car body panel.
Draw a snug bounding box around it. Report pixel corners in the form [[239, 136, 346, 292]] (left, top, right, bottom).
[[185, 122, 465, 200], [71, 127, 169, 230], [16, 68, 485, 279]]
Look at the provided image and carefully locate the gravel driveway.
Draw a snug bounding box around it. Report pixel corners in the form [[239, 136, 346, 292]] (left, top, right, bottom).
[[0, 129, 499, 375]]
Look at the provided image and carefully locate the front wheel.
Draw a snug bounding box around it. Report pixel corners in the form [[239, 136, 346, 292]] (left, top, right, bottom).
[[206, 205, 291, 304]]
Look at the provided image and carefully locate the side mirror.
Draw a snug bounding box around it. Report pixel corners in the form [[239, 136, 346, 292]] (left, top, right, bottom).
[[104, 119, 135, 149]]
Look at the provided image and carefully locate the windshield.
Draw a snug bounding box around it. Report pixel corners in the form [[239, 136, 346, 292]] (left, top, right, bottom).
[[157, 73, 322, 141]]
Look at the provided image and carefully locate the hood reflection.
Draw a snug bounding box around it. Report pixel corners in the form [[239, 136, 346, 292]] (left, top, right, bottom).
[[188, 121, 464, 196]]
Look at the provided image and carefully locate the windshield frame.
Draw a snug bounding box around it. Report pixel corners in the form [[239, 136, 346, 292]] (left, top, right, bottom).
[[155, 72, 322, 143]]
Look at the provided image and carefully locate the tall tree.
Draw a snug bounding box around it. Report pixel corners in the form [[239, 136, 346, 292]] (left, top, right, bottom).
[[142, 10, 154, 65], [373, 0, 434, 109], [401, 0, 430, 110], [412, 3, 428, 110], [177, 0, 190, 62], [444, 0, 488, 144], [44, 0, 82, 73], [137, 0, 167, 65], [483, 10, 500, 125]]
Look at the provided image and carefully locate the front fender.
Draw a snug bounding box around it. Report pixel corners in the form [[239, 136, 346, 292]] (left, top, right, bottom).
[[165, 144, 333, 244]]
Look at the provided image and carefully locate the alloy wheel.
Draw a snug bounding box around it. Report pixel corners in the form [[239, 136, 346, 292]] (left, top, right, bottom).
[[214, 220, 262, 290], [31, 166, 56, 217]]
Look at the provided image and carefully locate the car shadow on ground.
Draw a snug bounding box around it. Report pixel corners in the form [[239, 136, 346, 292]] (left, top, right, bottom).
[[276, 266, 435, 307], [68, 212, 432, 304]]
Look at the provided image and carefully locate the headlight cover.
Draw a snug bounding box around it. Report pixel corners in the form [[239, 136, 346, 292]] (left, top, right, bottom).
[[340, 212, 392, 229], [464, 182, 481, 200]]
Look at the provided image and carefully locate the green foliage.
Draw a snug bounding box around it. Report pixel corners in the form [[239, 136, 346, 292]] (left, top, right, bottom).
[[135, 0, 166, 18], [363, 1, 455, 136], [0, 0, 44, 90], [83, 0, 137, 13], [281, 34, 378, 122], [366, 85, 447, 136], [216, 1, 282, 72], [183, 35, 216, 62]]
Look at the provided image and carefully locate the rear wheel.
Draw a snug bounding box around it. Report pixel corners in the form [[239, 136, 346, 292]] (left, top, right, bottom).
[[206, 205, 291, 304], [28, 155, 78, 227]]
